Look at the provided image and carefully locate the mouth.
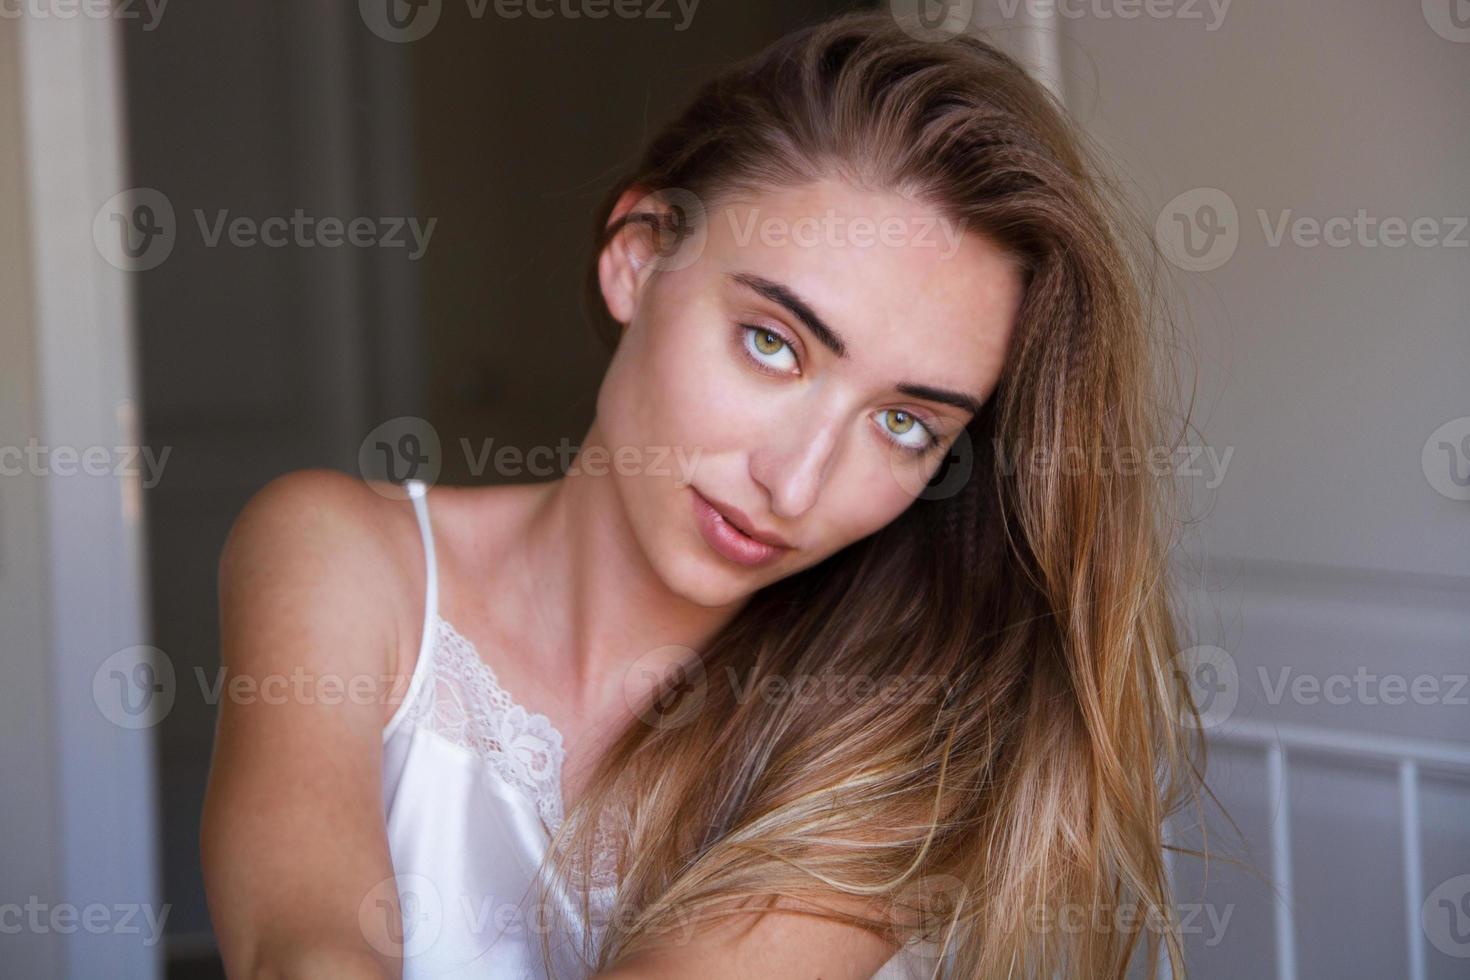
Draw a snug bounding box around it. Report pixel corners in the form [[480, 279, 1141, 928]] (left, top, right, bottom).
[[690, 488, 792, 568]]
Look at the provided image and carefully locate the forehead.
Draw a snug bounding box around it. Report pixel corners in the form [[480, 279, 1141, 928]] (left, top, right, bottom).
[[699, 178, 1020, 398]]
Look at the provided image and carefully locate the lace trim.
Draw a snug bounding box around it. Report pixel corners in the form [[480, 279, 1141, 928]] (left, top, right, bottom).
[[405, 614, 621, 894]]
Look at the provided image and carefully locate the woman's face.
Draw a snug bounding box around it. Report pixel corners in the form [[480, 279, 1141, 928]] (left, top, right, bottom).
[[594, 177, 1022, 608]]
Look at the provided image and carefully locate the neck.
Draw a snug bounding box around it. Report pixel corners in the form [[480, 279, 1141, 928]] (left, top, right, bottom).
[[500, 424, 748, 718]]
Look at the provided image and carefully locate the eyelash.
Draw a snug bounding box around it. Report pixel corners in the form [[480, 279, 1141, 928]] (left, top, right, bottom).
[[734, 323, 945, 457]]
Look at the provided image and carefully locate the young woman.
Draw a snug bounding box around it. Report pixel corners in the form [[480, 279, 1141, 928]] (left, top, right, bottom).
[[203, 10, 1202, 979]]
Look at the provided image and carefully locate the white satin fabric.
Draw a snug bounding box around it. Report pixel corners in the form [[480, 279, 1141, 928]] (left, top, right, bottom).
[[380, 479, 927, 978]]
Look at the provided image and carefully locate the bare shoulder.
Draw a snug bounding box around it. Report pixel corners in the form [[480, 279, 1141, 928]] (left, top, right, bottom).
[[205, 467, 432, 974], [218, 467, 429, 723], [223, 466, 415, 556]]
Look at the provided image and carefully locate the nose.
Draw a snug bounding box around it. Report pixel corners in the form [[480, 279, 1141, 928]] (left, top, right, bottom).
[[747, 402, 844, 521]]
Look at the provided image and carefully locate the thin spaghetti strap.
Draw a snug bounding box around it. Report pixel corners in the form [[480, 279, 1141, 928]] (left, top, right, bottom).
[[406, 479, 439, 626], [382, 478, 440, 741]]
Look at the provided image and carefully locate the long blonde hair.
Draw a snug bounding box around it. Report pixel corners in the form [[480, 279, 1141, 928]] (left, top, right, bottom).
[[540, 10, 1205, 977]]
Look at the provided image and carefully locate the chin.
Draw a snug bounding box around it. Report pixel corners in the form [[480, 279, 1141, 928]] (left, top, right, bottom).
[[631, 480, 763, 608], [662, 545, 757, 609]]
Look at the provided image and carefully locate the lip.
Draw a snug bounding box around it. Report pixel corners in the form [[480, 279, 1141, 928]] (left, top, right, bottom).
[[691, 489, 792, 567]]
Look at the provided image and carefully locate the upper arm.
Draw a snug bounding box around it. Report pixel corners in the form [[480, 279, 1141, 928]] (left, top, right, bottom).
[[201, 468, 417, 978], [593, 894, 903, 980]]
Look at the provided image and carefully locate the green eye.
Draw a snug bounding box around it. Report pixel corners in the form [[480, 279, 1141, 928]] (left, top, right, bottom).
[[739, 323, 798, 372], [877, 409, 938, 456], [751, 329, 785, 356]]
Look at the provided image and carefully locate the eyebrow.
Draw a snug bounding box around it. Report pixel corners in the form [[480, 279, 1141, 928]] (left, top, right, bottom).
[[727, 271, 987, 417]]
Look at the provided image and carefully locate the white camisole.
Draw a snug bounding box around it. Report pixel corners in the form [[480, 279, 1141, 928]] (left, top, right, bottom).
[[381, 479, 927, 978]]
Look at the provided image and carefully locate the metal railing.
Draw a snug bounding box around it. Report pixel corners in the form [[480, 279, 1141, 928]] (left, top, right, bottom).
[[1205, 718, 1470, 980]]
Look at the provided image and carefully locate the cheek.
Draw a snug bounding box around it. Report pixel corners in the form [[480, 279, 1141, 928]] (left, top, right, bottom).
[[827, 467, 918, 544], [600, 298, 733, 464], [641, 304, 750, 446], [646, 320, 722, 444]]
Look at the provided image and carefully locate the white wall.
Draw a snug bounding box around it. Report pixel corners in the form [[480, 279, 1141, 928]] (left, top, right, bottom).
[[0, 15, 62, 977], [0, 11, 162, 980], [968, 0, 1470, 977]]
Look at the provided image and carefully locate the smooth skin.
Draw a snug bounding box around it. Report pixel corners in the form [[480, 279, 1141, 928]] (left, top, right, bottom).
[[202, 177, 1021, 978]]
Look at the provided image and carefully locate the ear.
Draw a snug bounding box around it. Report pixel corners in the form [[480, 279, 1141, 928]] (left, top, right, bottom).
[[597, 185, 662, 330]]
